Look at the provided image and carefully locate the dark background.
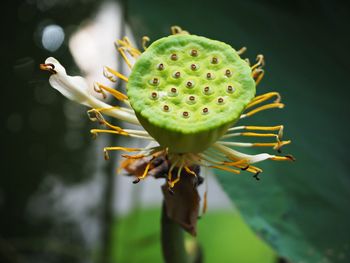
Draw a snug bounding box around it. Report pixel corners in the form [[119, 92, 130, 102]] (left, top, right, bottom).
[[1, 0, 350, 262]]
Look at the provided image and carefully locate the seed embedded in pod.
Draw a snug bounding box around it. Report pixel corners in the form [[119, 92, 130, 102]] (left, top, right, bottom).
[[169, 87, 178, 96], [190, 64, 197, 71], [163, 105, 170, 112], [187, 95, 196, 104], [227, 85, 235, 93], [182, 111, 190, 118], [157, 63, 164, 70], [206, 72, 213, 79], [225, 69, 232, 77], [171, 53, 178, 61], [151, 77, 159, 85], [203, 86, 211, 94], [190, 49, 198, 57], [151, 92, 158, 99], [211, 57, 218, 64], [202, 107, 209, 114], [173, 71, 181, 78], [217, 97, 225, 104], [186, 80, 194, 88]]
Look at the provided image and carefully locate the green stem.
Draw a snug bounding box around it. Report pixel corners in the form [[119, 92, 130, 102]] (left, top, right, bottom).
[[161, 201, 189, 263]]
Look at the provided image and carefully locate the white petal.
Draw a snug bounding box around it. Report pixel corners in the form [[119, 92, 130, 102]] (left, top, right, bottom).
[[45, 57, 91, 106], [44, 57, 140, 125], [213, 143, 274, 164]]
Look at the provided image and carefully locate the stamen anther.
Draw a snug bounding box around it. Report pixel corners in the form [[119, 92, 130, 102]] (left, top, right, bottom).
[[133, 178, 141, 184], [39, 63, 57, 74]]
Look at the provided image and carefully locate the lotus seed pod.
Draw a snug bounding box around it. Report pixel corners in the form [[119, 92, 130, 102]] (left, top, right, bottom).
[[127, 34, 256, 153]]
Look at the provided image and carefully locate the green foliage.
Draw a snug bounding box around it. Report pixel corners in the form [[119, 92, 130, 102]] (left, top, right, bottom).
[[112, 208, 276, 263]]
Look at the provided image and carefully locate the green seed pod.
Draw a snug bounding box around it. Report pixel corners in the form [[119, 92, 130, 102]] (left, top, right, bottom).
[[127, 34, 255, 153]]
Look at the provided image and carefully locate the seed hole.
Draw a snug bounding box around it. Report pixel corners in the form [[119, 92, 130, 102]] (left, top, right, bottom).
[[186, 80, 194, 88], [171, 53, 178, 61], [152, 77, 159, 85], [173, 71, 181, 78], [211, 57, 218, 64], [202, 107, 209, 114], [163, 105, 170, 111], [157, 63, 164, 70], [183, 111, 189, 118], [217, 97, 224, 104], [206, 72, 213, 79], [191, 49, 198, 57], [169, 87, 178, 96], [151, 92, 158, 99], [191, 64, 197, 71], [227, 85, 235, 93], [187, 95, 196, 104], [203, 86, 211, 94], [225, 69, 232, 77]]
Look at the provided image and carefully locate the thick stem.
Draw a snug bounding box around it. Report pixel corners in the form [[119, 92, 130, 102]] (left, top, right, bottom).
[[161, 201, 189, 263]]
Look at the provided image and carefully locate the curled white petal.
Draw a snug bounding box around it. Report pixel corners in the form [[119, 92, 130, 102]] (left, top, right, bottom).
[[44, 57, 139, 125], [213, 143, 274, 164]]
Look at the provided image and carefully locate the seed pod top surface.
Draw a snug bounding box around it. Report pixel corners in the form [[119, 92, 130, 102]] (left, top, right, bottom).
[[127, 34, 255, 152]]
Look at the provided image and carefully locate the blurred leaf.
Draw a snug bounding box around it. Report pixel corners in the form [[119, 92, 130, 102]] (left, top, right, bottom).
[[112, 208, 276, 263], [127, 0, 350, 262]]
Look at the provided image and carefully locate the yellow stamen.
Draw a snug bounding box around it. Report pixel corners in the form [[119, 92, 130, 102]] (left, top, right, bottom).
[[142, 36, 150, 50], [103, 66, 128, 82], [246, 92, 281, 109], [169, 165, 183, 188], [118, 47, 133, 69], [116, 37, 141, 57], [237, 46, 247, 55], [121, 154, 146, 159], [139, 161, 152, 179], [170, 25, 189, 35], [94, 82, 128, 101], [91, 129, 128, 138], [270, 155, 296, 161], [184, 166, 197, 177], [242, 103, 284, 118], [251, 54, 264, 71], [210, 165, 240, 174], [252, 68, 265, 85], [202, 190, 208, 214], [253, 140, 291, 149], [103, 147, 142, 160]]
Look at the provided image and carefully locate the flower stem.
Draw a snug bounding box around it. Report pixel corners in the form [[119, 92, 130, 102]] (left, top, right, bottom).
[[161, 201, 189, 263]]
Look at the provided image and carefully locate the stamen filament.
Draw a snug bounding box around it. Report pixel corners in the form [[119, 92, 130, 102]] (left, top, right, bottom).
[[103, 66, 129, 82], [241, 103, 284, 118]]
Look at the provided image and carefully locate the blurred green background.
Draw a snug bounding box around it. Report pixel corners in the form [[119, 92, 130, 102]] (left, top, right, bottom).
[[2, 0, 350, 262]]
